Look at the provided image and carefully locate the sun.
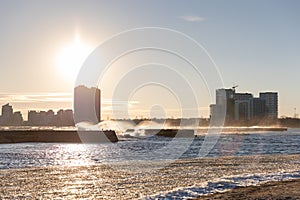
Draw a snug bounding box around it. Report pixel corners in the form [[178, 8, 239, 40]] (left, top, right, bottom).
[[56, 35, 93, 82]]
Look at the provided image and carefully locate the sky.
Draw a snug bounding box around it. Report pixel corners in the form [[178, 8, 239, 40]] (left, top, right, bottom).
[[0, 0, 299, 119]]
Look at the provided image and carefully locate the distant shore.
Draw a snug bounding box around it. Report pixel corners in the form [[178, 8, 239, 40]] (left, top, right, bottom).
[[198, 179, 300, 200]]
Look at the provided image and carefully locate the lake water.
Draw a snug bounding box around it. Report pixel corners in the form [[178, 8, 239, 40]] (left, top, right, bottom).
[[0, 128, 300, 169]]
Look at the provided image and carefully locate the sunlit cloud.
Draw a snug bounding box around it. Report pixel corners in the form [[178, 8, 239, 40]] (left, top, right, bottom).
[[0, 93, 72, 103], [101, 100, 139, 111], [0, 94, 139, 110], [179, 15, 206, 22], [102, 100, 139, 105]]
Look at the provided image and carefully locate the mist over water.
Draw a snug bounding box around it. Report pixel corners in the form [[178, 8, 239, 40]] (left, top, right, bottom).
[[76, 120, 290, 138], [77, 120, 176, 137], [76, 120, 135, 133]]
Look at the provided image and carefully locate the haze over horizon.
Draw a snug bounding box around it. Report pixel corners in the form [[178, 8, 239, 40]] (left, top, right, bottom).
[[0, 0, 299, 119]]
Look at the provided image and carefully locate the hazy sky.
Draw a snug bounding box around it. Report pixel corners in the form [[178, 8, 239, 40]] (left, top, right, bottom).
[[0, 0, 299, 119]]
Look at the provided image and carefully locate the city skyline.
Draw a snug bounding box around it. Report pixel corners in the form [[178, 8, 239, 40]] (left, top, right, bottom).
[[210, 87, 278, 126], [0, 1, 299, 118], [0, 86, 291, 124], [0, 86, 294, 120], [0, 103, 74, 126]]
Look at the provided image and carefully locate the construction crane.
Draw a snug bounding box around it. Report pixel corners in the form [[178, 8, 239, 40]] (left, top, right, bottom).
[[232, 85, 238, 92]]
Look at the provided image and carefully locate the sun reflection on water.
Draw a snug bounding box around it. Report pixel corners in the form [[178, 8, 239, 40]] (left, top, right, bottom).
[[54, 144, 93, 167]]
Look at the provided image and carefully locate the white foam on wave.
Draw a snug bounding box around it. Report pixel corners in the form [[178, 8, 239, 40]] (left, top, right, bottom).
[[144, 170, 300, 199]]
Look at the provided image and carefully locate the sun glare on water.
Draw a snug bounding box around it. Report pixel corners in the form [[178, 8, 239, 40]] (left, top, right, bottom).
[[56, 35, 93, 82]]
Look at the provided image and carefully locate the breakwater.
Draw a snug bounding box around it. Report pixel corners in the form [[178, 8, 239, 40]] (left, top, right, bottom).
[[0, 130, 118, 143]]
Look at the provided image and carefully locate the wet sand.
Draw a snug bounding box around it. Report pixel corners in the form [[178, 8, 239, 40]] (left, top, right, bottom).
[[0, 154, 299, 199], [198, 179, 300, 200]]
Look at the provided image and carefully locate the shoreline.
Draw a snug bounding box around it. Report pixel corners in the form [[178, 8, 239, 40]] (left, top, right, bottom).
[[198, 179, 300, 200]]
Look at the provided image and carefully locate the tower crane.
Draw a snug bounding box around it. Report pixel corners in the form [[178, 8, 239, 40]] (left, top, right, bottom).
[[232, 85, 238, 92]]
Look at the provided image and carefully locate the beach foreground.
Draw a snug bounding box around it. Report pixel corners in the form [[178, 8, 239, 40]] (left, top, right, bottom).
[[0, 154, 299, 199], [198, 179, 300, 200]]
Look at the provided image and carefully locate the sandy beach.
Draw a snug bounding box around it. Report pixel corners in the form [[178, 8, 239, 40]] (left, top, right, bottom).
[[1, 154, 299, 199]]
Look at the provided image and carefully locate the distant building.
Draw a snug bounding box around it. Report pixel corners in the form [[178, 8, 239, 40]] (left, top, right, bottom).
[[56, 109, 74, 126], [0, 103, 23, 125], [45, 110, 55, 125], [28, 111, 39, 125], [259, 92, 278, 119], [12, 111, 23, 126], [210, 88, 278, 122], [216, 88, 234, 105], [215, 88, 235, 121], [250, 98, 266, 119], [1, 103, 13, 124], [233, 93, 253, 101], [0, 103, 75, 126], [232, 92, 253, 121], [74, 85, 101, 123], [210, 104, 221, 118], [27, 109, 74, 126], [234, 100, 251, 120]]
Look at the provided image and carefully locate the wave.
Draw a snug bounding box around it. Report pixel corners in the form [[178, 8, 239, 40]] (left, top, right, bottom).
[[145, 170, 300, 199]]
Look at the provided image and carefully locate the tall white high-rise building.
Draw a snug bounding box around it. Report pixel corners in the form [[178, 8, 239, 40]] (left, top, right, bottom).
[[74, 85, 101, 124]]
